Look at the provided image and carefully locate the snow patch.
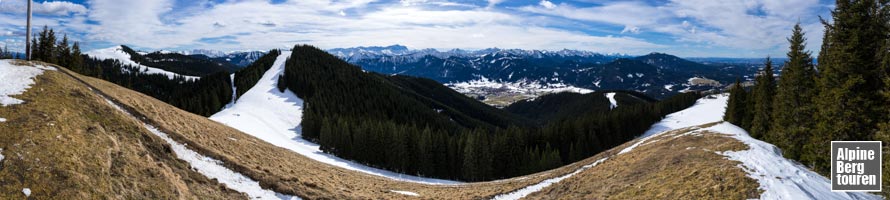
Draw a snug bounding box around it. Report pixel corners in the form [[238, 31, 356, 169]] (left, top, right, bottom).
[[390, 190, 419, 196], [22, 188, 30, 197], [0, 60, 55, 106], [0, 148, 4, 162], [707, 122, 881, 200], [86, 46, 200, 80], [605, 92, 617, 110], [210, 52, 460, 185], [0, 118, 5, 122], [492, 158, 608, 200]]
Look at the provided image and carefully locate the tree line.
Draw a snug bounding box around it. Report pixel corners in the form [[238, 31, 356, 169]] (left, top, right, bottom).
[[724, 1, 889, 196], [27, 26, 235, 117], [282, 44, 701, 181]]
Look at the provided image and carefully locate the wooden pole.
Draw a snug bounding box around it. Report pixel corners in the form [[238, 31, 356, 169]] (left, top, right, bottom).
[[25, 0, 32, 60]]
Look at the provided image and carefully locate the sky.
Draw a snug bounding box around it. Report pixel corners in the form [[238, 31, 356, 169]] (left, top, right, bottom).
[[0, 0, 835, 57]]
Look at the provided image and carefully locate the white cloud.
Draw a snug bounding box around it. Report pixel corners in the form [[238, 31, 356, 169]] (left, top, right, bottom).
[[35, 1, 88, 15], [0, 0, 87, 16], [539, 0, 556, 9], [64, 0, 662, 54], [519, 0, 826, 56], [621, 25, 640, 34]]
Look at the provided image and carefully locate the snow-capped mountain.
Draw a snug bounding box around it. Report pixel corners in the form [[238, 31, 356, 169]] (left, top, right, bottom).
[[329, 45, 760, 99], [163, 49, 268, 67]]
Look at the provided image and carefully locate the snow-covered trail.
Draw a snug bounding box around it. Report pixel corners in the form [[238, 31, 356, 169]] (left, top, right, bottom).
[[210, 52, 460, 185]]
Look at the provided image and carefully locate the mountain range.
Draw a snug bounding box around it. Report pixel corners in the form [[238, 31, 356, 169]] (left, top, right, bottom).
[[328, 45, 767, 99]]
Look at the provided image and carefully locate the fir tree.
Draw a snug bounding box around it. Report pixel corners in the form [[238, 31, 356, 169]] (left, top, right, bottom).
[[812, 0, 887, 174], [769, 23, 816, 161], [749, 58, 775, 139]]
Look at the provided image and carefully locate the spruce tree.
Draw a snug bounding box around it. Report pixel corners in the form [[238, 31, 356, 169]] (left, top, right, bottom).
[[749, 58, 775, 139], [57, 34, 71, 67], [70, 42, 84, 72], [770, 23, 816, 161], [812, 0, 887, 174], [724, 78, 748, 126]]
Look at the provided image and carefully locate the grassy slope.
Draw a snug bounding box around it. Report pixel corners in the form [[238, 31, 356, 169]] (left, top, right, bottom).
[[528, 123, 760, 199], [26, 61, 756, 199], [0, 61, 245, 199]]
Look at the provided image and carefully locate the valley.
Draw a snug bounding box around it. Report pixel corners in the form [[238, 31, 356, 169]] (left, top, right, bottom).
[[1, 0, 889, 198]]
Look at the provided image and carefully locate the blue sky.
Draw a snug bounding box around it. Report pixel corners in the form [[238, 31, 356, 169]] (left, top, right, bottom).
[[0, 0, 835, 57]]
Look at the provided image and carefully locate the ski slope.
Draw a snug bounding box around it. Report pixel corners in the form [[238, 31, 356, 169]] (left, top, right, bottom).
[[210, 52, 460, 185], [86, 46, 200, 80]]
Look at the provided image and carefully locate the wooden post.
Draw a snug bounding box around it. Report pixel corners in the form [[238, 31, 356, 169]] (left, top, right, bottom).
[[25, 0, 32, 60]]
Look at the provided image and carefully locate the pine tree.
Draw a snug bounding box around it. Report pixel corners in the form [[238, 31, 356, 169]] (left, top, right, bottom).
[[749, 58, 776, 139], [812, 0, 887, 174], [724, 78, 749, 126], [770, 23, 816, 161]]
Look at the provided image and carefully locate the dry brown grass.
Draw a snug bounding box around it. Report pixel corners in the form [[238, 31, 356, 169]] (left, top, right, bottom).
[[0, 64, 245, 199], [527, 124, 761, 199]]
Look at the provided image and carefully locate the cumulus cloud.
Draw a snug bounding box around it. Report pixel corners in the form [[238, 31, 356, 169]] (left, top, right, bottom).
[[35, 1, 88, 15], [539, 0, 556, 9], [519, 0, 826, 56], [0, 0, 87, 16]]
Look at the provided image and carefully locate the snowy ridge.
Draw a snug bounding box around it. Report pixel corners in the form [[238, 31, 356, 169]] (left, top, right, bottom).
[[708, 122, 881, 200], [492, 94, 727, 199], [491, 93, 878, 200], [640, 94, 729, 138], [86, 46, 200, 80], [210, 52, 460, 185]]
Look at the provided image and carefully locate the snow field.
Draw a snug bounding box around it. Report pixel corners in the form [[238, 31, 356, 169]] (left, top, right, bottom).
[[210, 52, 460, 185]]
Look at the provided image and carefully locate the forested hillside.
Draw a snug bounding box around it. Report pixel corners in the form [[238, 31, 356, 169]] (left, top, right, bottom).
[[26, 27, 235, 116], [281, 45, 701, 181], [505, 91, 654, 123], [724, 1, 890, 197], [119, 45, 237, 76], [233, 50, 281, 98]]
